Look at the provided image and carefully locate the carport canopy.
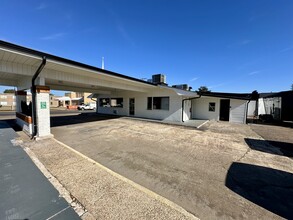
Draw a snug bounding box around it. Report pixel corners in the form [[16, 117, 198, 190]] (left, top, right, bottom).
[[0, 40, 156, 138]]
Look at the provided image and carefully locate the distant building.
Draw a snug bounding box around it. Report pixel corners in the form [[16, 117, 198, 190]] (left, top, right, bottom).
[[0, 93, 32, 110], [0, 92, 59, 110], [65, 92, 94, 106], [54, 92, 95, 107], [50, 95, 60, 107]]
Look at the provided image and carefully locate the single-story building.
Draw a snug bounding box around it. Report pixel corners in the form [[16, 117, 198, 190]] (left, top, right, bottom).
[[95, 89, 253, 124], [0, 40, 255, 138]]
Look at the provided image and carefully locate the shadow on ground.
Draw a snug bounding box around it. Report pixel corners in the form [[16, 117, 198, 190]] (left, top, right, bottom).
[[245, 138, 293, 157], [50, 113, 121, 127], [4, 119, 22, 132], [226, 162, 293, 219]]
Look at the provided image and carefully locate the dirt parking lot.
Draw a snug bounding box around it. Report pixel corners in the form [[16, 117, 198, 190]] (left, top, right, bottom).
[[50, 114, 293, 219]]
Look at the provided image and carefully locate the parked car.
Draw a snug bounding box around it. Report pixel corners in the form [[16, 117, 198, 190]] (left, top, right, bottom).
[[77, 103, 96, 110]]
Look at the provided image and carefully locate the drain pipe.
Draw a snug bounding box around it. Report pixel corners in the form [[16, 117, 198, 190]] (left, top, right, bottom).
[[31, 56, 47, 138], [182, 94, 201, 122]]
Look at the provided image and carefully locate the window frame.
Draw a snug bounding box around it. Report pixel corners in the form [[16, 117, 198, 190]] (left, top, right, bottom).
[[209, 102, 216, 112], [110, 98, 123, 108], [147, 97, 153, 110], [99, 98, 110, 107], [152, 96, 170, 110]]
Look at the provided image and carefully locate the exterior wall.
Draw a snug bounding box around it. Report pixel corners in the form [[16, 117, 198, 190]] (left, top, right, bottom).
[[50, 95, 59, 107], [192, 97, 220, 120], [230, 99, 247, 123], [0, 93, 16, 110], [97, 89, 184, 122], [258, 98, 266, 115], [192, 97, 247, 123], [65, 92, 94, 106], [247, 100, 256, 117], [83, 92, 94, 104]]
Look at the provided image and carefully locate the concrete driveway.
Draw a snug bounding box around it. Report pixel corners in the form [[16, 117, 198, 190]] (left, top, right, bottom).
[[51, 114, 293, 219]]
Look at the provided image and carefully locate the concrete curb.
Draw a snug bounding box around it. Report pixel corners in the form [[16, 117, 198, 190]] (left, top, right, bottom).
[[17, 139, 95, 219]]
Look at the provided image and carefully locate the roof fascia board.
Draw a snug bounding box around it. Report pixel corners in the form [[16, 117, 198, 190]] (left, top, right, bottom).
[[0, 47, 42, 61], [201, 94, 250, 100]]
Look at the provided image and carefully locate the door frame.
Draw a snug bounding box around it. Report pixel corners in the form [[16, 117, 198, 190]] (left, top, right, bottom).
[[129, 98, 135, 116], [220, 99, 230, 121]]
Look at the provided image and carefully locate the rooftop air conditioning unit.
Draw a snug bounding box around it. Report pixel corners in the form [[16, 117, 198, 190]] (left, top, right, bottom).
[[172, 84, 189, 91], [152, 74, 166, 85]]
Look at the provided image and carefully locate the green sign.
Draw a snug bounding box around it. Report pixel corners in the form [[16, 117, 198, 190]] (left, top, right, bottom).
[[41, 102, 47, 109]]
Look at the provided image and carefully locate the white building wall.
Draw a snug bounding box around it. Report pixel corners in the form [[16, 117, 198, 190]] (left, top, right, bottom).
[[192, 97, 247, 123], [230, 99, 247, 123], [192, 97, 220, 120], [97, 88, 184, 122], [247, 100, 256, 117], [258, 98, 266, 115]]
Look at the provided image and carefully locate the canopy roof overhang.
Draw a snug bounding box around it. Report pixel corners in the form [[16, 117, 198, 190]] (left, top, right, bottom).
[[0, 40, 156, 94]]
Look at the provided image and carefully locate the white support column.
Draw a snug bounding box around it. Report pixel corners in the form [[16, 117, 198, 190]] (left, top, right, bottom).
[[35, 85, 53, 140]]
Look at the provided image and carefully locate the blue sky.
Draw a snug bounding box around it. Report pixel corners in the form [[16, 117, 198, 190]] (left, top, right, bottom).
[[1, 0, 292, 94]]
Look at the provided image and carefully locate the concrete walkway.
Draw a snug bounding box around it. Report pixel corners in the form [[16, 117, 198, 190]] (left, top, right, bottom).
[[0, 121, 80, 220]]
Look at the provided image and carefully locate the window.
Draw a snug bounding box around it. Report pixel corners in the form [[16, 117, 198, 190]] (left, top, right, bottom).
[[99, 98, 110, 107], [153, 97, 169, 110], [209, 102, 215, 112], [0, 102, 8, 106], [147, 97, 152, 110], [110, 98, 123, 107], [99, 98, 123, 107]]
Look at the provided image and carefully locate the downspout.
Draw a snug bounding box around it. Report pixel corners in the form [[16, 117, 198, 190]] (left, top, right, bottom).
[[182, 95, 201, 122], [31, 56, 47, 138]]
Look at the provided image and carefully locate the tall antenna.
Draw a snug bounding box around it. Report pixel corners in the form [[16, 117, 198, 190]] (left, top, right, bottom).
[[102, 57, 104, 69]]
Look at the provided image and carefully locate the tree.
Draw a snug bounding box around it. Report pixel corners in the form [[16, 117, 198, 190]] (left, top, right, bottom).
[[197, 86, 210, 94], [3, 89, 15, 94], [291, 83, 293, 91], [251, 90, 259, 100]]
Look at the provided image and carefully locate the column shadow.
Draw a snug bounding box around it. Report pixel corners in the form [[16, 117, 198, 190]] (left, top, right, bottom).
[[226, 162, 293, 219], [245, 138, 293, 158]]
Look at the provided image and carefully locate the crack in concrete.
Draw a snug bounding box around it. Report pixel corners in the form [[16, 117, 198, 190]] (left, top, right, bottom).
[[236, 147, 251, 162]]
